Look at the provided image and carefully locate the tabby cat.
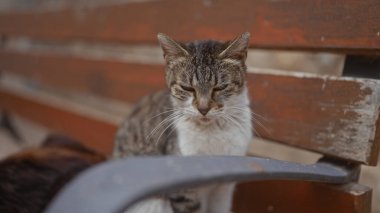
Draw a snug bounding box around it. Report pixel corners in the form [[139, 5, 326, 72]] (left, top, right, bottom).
[[114, 32, 253, 213]]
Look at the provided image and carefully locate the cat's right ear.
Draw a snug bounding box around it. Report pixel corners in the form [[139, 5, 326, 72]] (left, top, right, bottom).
[[218, 32, 250, 61], [157, 33, 189, 63]]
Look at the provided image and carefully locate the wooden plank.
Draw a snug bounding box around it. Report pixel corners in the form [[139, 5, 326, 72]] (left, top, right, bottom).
[[0, 0, 379, 52], [0, 51, 166, 103], [0, 86, 117, 155], [233, 181, 372, 213], [248, 70, 380, 165], [1, 51, 379, 164]]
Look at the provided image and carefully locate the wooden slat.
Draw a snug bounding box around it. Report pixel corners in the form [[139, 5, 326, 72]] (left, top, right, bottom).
[[248, 71, 380, 165], [233, 181, 372, 213], [0, 51, 166, 103], [0, 0, 379, 52], [0, 86, 117, 155], [1, 51, 379, 164]]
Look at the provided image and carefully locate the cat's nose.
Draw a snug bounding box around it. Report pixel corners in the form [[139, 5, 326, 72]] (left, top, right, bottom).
[[198, 107, 210, 116]]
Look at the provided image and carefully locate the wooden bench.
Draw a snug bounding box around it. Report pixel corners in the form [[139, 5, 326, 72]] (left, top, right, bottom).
[[0, 1, 379, 212]]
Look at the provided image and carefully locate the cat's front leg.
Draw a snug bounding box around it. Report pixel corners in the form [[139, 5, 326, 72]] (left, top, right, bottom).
[[169, 188, 205, 213], [208, 183, 235, 213], [125, 198, 173, 213]]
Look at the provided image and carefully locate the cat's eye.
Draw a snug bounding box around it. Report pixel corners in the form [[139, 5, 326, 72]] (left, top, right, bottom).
[[213, 84, 228, 92], [180, 85, 195, 92]]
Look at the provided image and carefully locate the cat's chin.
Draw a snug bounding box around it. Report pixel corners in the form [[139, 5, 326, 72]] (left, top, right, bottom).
[[193, 116, 214, 125]]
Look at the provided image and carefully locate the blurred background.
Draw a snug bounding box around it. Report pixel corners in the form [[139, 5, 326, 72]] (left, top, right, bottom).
[[0, 0, 379, 212]]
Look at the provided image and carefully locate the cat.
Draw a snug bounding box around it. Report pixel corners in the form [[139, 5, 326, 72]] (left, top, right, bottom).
[[0, 134, 106, 213], [114, 32, 253, 213]]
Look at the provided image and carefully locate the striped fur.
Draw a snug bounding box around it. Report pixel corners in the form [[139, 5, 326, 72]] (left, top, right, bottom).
[[114, 33, 252, 213]]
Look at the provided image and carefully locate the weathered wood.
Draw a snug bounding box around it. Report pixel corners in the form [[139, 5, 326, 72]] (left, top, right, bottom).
[[1, 51, 379, 164], [233, 181, 372, 213], [0, 51, 166, 103], [0, 0, 379, 52], [0, 86, 116, 155], [248, 70, 380, 165]]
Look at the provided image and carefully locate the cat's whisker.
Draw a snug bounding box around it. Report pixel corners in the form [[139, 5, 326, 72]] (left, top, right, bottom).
[[251, 110, 267, 120], [251, 117, 270, 134], [220, 110, 263, 138], [166, 122, 179, 138], [145, 109, 182, 123], [146, 112, 181, 140], [155, 114, 185, 146], [181, 108, 198, 116], [225, 106, 267, 121], [220, 113, 250, 137], [221, 115, 247, 136], [244, 113, 269, 134], [145, 106, 192, 122], [152, 114, 180, 143], [231, 113, 263, 138], [152, 112, 182, 132], [225, 105, 261, 116], [225, 106, 269, 134], [146, 116, 174, 140]]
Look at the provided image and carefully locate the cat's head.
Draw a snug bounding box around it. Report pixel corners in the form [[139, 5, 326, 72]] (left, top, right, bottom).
[[158, 33, 250, 124]]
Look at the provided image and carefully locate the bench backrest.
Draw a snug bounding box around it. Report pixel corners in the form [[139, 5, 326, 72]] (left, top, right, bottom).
[[0, 0, 379, 52], [0, 0, 379, 166]]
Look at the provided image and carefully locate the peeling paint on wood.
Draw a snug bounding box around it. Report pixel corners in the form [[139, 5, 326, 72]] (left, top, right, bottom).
[[314, 82, 379, 163], [250, 69, 380, 164], [248, 69, 380, 165]]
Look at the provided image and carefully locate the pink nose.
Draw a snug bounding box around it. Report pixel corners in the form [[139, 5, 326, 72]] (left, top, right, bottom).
[[198, 107, 210, 116]]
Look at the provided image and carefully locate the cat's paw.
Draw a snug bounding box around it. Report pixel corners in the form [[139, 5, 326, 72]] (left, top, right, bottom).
[[169, 190, 201, 213]]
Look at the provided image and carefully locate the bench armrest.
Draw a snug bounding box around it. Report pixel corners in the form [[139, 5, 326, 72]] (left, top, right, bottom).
[[45, 156, 358, 213]]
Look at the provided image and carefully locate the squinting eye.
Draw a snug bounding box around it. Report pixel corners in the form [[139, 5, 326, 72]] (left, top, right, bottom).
[[213, 84, 228, 91], [180, 85, 195, 92]]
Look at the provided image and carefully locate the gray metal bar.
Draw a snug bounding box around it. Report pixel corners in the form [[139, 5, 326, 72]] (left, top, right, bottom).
[[45, 156, 357, 213]]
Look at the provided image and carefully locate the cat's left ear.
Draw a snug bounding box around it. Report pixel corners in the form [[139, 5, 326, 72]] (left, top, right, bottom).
[[157, 33, 189, 64], [218, 32, 250, 61]]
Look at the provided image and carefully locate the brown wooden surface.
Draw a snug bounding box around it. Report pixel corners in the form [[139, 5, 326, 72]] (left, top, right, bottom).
[[0, 0, 379, 52], [0, 51, 166, 103], [1, 51, 379, 164], [0, 85, 373, 212], [248, 72, 380, 166], [0, 87, 116, 155], [233, 180, 372, 213]]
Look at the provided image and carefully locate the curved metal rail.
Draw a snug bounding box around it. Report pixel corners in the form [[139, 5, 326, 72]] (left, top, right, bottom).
[[45, 156, 357, 213]]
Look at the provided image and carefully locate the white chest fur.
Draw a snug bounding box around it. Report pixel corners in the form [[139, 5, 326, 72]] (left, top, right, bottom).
[[178, 119, 251, 155], [177, 107, 252, 156]]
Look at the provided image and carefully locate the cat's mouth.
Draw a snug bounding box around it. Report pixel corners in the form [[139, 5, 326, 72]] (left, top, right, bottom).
[[199, 117, 211, 122], [194, 116, 213, 125]]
